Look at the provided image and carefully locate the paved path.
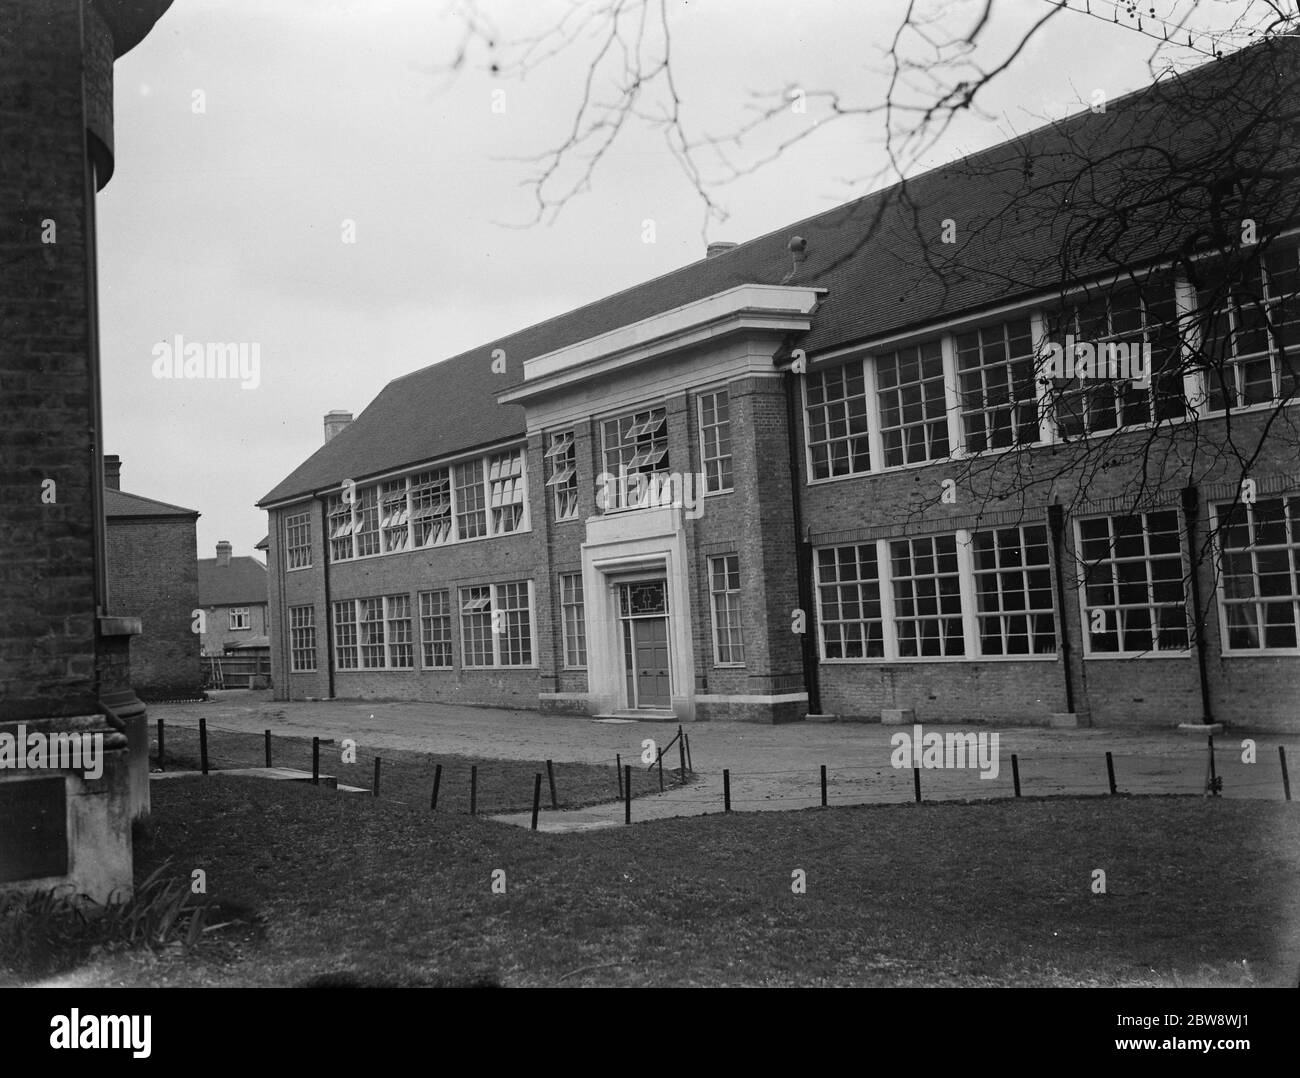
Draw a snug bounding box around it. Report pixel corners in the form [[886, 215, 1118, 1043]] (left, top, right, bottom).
[[149, 691, 1299, 830]]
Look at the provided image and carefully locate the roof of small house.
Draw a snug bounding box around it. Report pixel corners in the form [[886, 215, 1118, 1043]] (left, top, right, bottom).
[[105, 487, 199, 519], [197, 555, 268, 607], [259, 37, 1300, 508]]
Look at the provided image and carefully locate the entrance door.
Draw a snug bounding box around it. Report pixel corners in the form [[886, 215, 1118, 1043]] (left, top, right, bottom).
[[633, 617, 671, 708]]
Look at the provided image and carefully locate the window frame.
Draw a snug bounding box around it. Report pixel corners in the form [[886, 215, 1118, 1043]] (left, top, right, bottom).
[[546, 430, 580, 522], [284, 511, 313, 570], [289, 604, 316, 672], [458, 580, 536, 669], [707, 554, 746, 666], [697, 389, 734, 495], [559, 572, 587, 669], [1212, 494, 1300, 656], [228, 607, 250, 631]]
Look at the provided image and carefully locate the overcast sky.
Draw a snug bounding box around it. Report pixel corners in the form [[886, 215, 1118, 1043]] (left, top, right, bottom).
[[97, 0, 1254, 560]]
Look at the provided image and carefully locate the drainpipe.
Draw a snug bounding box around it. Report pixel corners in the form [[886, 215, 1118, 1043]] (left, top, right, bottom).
[[1180, 484, 1214, 723], [784, 368, 822, 714], [1046, 503, 1075, 714], [319, 494, 335, 700]]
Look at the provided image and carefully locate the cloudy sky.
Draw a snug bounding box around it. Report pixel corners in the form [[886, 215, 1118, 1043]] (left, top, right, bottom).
[[97, 0, 1256, 559]]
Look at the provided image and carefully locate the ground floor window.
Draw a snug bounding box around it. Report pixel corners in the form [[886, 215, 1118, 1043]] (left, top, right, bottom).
[[333, 594, 415, 669], [289, 605, 316, 672], [708, 555, 745, 665], [1216, 494, 1300, 651], [460, 581, 534, 668], [419, 590, 453, 668], [559, 573, 586, 668]]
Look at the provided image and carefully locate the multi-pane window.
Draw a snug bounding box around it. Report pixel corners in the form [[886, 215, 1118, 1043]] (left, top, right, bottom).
[[545, 431, 579, 521], [460, 585, 494, 667], [1077, 510, 1189, 654], [956, 319, 1040, 452], [229, 607, 249, 630], [359, 597, 385, 668], [285, 512, 312, 569], [559, 573, 586, 668], [1217, 495, 1300, 651], [698, 390, 734, 493], [380, 480, 410, 553], [1049, 280, 1182, 437], [890, 535, 964, 657], [333, 600, 358, 669], [815, 544, 884, 659], [1200, 245, 1300, 410], [454, 459, 486, 539], [354, 486, 380, 557], [971, 526, 1056, 655], [458, 581, 533, 667], [806, 362, 870, 479], [601, 407, 669, 510], [488, 450, 526, 533], [411, 468, 452, 546], [327, 493, 354, 561], [386, 594, 414, 668], [289, 605, 316, 671], [419, 590, 453, 668], [708, 555, 745, 665], [876, 340, 949, 467]]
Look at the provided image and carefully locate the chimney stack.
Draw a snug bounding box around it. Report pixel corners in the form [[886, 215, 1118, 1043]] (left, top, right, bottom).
[[216, 540, 232, 567], [324, 410, 354, 443], [103, 454, 121, 491], [706, 241, 737, 259]]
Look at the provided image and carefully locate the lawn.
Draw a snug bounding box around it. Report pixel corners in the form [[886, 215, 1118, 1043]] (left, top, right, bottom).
[[9, 772, 1299, 988]]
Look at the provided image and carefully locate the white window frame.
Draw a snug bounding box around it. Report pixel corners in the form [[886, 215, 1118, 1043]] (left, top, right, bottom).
[[284, 511, 312, 570], [600, 406, 670, 512], [333, 600, 358, 669], [289, 605, 316, 672], [1212, 494, 1300, 656], [459, 581, 536, 669], [559, 572, 587, 669], [707, 554, 745, 666], [228, 607, 249, 631], [418, 589, 454, 669], [546, 430, 580, 522], [697, 389, 734, 495]]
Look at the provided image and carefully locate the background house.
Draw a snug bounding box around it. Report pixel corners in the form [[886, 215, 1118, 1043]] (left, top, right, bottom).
[[104, 455, 202, 700], [198, 540, 270, 687]]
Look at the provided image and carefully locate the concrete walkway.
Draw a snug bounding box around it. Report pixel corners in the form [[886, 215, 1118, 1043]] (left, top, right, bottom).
[[148, 691, 1299, 831]]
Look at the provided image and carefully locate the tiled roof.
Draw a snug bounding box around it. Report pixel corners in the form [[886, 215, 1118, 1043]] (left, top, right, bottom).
[[105, 487, 199, 518], [197, 556, 268, 607], [259, 38, 1299, 508]]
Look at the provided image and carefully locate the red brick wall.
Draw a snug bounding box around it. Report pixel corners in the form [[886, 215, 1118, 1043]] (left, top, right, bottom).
[[106, 516, 202, 698]]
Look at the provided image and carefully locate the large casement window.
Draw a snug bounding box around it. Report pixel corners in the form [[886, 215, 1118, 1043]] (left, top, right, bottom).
[[1076, 510, 1189, 655], [955, 319, 1040, 452], [324, 447, 529, 560], [1046, 278, 1183, 437], [1216, 495, 1300, 652], [805, 363, 871, 479], [814, 526, 1059, 661], [698, 389, 734, 493], [708, 555, 745, 665], [459, 581, 534, 668], [545, 430, 579, 521], [418, 589, 454, 668], [558, 572, 587, 668], [289, 605, 316, 672], [333, 595, 414, 670], [876, 340, 949, 467], [600, 406, 669, 510], [1199, 244, 1300, 411], [284, 511, 312, 569]]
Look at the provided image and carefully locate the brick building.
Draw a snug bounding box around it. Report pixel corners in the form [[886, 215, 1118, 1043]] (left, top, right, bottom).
[[104, 456, 202, 700], [259, 39, 1300, 731], [197, 542, 269, 655]]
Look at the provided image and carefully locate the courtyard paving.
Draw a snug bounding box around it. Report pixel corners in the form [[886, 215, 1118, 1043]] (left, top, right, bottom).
[[148, 691, 1299, 831]]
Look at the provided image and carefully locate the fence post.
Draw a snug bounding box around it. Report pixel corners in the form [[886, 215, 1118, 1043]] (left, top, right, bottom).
[[1205, 734, 1220, 797], [723, 768, 731, 812], [373, 757, 381, 798], [431, 763, 442, 810], [1011, 754, 1021, 798], [532, 773, 542, 831], [1280, 746, 1292, 802], [157, 718, 165, 773], [684, 730, 692, 772], [264, 729, 272, 768], [678, 726, 686, 784], [624, 764, 632, 824], [616, 753, 623, 798], [312, 737, 320, 785], [657, 749, 664, 792], [1106, 751, 1117, 795], [820, 764, 827, 808], [470, 765, 478, 816], [199, 718, 208, 776], [546, 759, 558, 810], [913, 766, 921, 803]]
